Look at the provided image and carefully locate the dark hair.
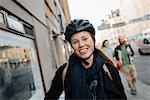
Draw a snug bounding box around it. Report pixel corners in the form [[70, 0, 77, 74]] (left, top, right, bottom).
[[102, 40, 108, 48], [64, 19, 95, 42]]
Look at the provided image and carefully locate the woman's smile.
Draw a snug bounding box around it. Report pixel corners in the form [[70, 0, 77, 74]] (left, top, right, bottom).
[[71, 31, 95, 59]]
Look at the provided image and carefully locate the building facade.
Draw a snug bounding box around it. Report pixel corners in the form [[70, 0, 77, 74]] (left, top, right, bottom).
[[0, 0, 71, 99], [97, 9, 125, 48], [119, 0, 150, 40], [97, 0, 150, 48]]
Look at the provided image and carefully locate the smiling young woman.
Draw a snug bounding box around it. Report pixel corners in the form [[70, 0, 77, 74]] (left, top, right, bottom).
[[45, 19, 127, 100], [70, 31, 95, 68]]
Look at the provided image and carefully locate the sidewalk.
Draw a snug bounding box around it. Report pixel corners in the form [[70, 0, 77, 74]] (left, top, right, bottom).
[[119, 72, 150, 100]]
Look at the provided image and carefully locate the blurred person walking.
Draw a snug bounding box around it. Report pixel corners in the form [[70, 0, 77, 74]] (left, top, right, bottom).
[[101, 40, 114, 61], [45, 19, 127, 100], [114, 35, 137, 95], [101, 40, 121, 70]]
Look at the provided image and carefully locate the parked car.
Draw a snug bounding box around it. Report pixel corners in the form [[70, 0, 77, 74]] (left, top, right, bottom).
[[137, 37, 150, 55]]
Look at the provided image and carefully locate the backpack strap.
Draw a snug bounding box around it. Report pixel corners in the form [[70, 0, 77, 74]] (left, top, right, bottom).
[[61, 62, 113, 89], [62, 62, 68, 89], [103, 63, 112, 80]]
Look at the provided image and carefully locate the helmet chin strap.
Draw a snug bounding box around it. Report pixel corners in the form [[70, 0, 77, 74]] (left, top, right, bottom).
[[82, 51, 94, 65]]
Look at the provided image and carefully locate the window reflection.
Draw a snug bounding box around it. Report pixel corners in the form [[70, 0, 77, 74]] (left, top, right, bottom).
[[0, 44, 36, 100]]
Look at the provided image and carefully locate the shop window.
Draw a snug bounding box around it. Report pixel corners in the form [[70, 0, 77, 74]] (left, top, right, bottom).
[[0, 45, 36, 99], [0, 30, 44, 99]]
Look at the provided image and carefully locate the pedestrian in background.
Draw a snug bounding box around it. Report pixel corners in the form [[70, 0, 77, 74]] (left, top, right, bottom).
[[45, 19, 127, 100], [101, 40, 114, 61], [114, 35, 137, 95], [101, 40, 121, 70]]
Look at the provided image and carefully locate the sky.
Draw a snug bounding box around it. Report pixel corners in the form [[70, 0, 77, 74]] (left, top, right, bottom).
[[68, 0, 120, 27], [67, 0, 120, 43]]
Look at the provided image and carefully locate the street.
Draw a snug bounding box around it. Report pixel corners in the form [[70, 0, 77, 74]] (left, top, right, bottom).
[[115, 44, 150, 100], [133, 45, 150, 85]]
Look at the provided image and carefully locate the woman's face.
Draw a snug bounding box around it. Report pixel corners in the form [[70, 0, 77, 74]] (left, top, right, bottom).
[[104, 41, 109, 47], [70, 31, 95, 59]]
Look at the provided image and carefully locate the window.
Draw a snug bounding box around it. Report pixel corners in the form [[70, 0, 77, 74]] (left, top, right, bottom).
[[6, 15, 25, 33], [0, 30, 44, 99], [0, 7, 34, 37], [6, 15, 34, 36], [23, 24, 33, 36], [58, 15, 64, 33], [0, 46, 36, 100], [0, 12, 4, 24], [54, 1, 57, 6]]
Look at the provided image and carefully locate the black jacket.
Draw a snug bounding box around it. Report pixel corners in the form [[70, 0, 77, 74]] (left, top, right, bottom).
[[45, 50, 127, 100], [114, 43, 134, 61]]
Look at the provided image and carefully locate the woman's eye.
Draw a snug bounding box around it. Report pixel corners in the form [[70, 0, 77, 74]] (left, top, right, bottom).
[[73, 41, 77, 44], [83, 38, 88, 41]]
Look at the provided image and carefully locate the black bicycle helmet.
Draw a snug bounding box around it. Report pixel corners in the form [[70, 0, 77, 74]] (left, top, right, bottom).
[[64, 19, 95, 42]]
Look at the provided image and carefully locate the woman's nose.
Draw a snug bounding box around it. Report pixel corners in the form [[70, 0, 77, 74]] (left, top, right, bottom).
[[79, 41, 85, 47]]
